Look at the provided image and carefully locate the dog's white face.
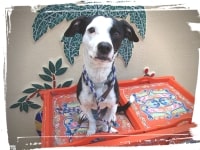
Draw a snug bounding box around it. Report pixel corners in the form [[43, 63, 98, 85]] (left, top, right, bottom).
[[82, 16, 115, 63]]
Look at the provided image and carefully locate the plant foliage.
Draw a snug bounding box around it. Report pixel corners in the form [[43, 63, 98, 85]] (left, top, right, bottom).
[[10, 58, 73, 113], [32, 3, 146, 65]]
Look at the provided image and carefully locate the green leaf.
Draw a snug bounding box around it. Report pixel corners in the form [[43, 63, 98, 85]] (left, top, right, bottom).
[[57, 84, 62, 88], [17, 96, 28, 102], [32, 84, 44, 89], [49, 61, 55, 73], [32, 4, 69, 41], [26, 101, 34, 105], [118, 38, 134, 66], [20, 103, 23, 112], [29, 103, 41, 109], [10, 103, 21, 109], [44, 83, 52, 89], [62, 34, 82, 65], [55, 58, 62, 70], [130, 6, 146, 38], [23, 88, 37, 94], [39, 74, 52, 82], [62, 80, 73, 87], [23, 102, 29, 113], [55, 67, 67, 76], [43, 67, 52, 76]]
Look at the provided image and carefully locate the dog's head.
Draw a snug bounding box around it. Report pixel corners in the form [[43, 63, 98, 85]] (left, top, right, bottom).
[[64, 16, 139, 64]]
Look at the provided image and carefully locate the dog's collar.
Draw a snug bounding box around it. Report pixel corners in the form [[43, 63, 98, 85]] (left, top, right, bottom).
[[82, 64, 116, 102]]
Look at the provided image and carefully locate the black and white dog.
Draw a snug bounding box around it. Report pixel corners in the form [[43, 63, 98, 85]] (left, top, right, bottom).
[[64, 16, 139, 135]]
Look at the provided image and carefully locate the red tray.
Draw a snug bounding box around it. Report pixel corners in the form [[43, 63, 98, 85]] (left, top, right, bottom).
[[40, 76, 195, 147]]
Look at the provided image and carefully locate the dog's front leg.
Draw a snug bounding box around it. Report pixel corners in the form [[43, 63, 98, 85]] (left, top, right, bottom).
[[80, 105, 96, 136], [101, 103, 118, 133]]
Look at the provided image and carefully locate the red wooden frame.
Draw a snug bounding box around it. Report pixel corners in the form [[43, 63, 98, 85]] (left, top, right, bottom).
[[40, 76, 195, 147]]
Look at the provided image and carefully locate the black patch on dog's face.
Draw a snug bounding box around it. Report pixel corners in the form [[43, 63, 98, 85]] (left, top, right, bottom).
[[64, 16, 94, 36], [110, 18, 139, 52], [110, 20, 125, 52]]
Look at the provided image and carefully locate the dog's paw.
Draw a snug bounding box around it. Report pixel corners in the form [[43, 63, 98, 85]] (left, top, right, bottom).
[[109, 127, 118, 133], [102, 126, 118, 133], [86, 129, 96, 136], [101, 123, 118, 133]]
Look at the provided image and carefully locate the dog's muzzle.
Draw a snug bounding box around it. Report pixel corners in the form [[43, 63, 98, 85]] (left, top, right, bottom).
[[95, 42, 112, 61]]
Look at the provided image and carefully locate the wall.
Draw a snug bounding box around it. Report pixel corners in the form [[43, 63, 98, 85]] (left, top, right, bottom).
[[6, 5, 200, 149]]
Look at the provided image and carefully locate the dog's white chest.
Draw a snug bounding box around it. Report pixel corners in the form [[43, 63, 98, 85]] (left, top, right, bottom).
[[79, 81, 116, 110]]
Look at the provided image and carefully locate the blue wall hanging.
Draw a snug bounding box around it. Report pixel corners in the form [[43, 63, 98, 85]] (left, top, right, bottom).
[[32, 3, 146, 66]]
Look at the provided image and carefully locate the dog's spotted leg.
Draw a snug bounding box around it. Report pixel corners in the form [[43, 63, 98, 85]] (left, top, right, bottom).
[[87, 119, 96, 136], [101, 104, 118, 133], [80, 105, 96, 136]]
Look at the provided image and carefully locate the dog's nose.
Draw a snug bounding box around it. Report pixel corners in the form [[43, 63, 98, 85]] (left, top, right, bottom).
[[97, 42, 112, 55]]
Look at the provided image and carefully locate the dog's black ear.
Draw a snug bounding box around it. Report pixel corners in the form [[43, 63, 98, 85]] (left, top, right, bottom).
[[121, 20, 139, 42], [64, 16, 92, 37]]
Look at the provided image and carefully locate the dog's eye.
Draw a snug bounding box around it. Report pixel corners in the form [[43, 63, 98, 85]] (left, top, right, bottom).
[[113, 32, 120, 38], [88, 27, 95, 33]]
